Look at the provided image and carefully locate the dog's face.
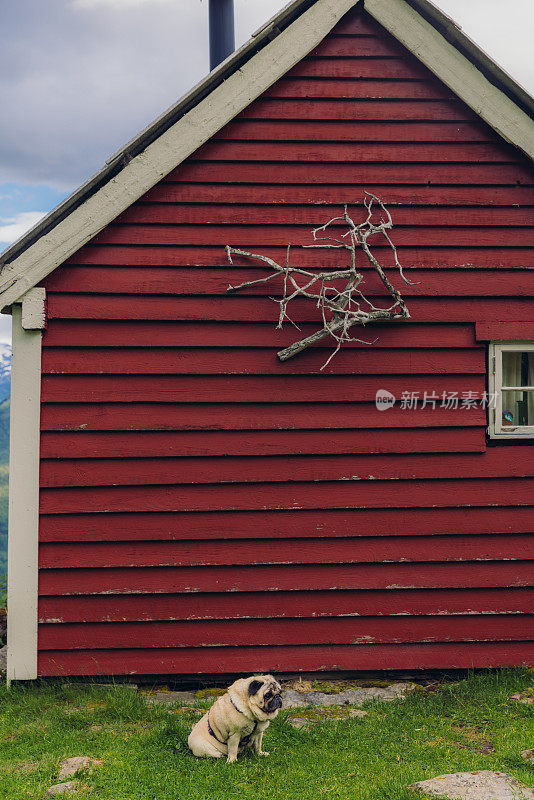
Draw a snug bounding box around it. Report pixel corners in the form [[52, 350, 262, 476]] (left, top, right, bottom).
[[246, 675, 283, 716]]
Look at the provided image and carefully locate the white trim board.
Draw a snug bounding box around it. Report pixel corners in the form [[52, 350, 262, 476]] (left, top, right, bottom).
[[0, 0, 356, 310], [0, 0, 532, 312], [21, 288, 46, 331], [7, 305, 43, 682], [365, 0, 534, 158]]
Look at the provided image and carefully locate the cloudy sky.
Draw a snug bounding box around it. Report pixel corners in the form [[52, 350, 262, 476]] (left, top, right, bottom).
[[0, 0, 533, 343]]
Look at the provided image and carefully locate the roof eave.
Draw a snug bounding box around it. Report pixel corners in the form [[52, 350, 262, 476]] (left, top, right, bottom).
[[0, 0, 320, 269], [1, 0, 532, 274], [406, 0, 534, 119]]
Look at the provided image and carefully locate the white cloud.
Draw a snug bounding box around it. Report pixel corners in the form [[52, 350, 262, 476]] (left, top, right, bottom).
[[0, 211, 46, 246], [1, 0, 533, 192], [0, 0, 209, 189]]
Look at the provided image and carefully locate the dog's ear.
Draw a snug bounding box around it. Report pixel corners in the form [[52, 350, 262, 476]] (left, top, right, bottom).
[[248, 679, 264, 696]]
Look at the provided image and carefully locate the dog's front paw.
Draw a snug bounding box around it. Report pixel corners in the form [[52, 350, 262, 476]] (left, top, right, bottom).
[[226, 755, 237, 764]]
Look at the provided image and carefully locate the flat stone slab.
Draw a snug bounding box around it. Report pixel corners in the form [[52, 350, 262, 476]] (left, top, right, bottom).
[[138, 682, 416, 709], [511, 693, 534, 705], [46, 782, 80, 797], [409, 771, 534, 799], [282, 682, 416, 708], [58, 756, 102, 779]]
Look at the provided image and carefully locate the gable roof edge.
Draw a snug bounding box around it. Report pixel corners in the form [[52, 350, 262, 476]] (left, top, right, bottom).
[[0, 0, 323, 274], [405, 0, 534, 120], [365, 0, 534, 159], [0, 0, 533, 310], [0, 0, 359, 309]]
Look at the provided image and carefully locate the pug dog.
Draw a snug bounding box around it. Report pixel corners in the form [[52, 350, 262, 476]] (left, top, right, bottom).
[[188, 674, 282, 763]]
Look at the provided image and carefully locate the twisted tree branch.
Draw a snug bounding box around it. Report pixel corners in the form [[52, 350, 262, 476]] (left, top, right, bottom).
[[226, 193, 417, 368]]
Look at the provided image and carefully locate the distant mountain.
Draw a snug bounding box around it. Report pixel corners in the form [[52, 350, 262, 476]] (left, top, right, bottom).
[[0, 344, 10, 403]]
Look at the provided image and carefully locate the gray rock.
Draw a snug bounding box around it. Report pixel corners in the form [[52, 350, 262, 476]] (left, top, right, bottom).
[[522, 750, 534, 766], [58, 756, 101, 779], [281, 689, 308, 708], [305, 691, 351, 707], [0, 645, 6, 674], [142, 690, 197, 705], [409, 771, 534, 799], [282, 682, 416, 709], [46, 782, 80, 797], [511, 693, 534, 705]]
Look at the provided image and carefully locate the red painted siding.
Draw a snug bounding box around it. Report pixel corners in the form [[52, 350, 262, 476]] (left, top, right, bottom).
[[38, 8, 534, 676]]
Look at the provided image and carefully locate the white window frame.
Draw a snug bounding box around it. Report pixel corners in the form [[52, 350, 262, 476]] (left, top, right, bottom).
[[489, 341, 534, 440]]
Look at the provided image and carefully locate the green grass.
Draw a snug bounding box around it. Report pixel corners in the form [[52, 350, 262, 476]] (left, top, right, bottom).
[[0, 670, 532, 799]]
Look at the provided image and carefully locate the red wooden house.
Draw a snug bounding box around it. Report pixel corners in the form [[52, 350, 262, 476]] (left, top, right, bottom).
[[2, 0, 534, 681]]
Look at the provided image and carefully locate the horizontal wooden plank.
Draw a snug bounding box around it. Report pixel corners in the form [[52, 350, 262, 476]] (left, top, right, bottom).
[[475, 321, 534, 341], [115, 206, 534, 228], [36, 641, 534, 676], [92, 224, 534, 248], [39, 450, 534, 488], [37, 534, 534, 569], [170, 160, 534, 184], [39, 478, 534, 514], [38, 506, 534, 543], [43, 268, 534, 299], [37, 561, 534, 595], [310, 34, 423, 59], [239, 99, 475, 123], [45, 294, 534, 322], [40, 347, 485, 376], [42, 321, 476, 348], [38, 587, 534, 623], [37, 615, 534, 650], [40, 402, 486, 432], [193, 141, 510, 163], [331, 13, 387, 35], [39, 427, 486, 459], [39, 372, 482, 403], [285, 57, 465, 81], [215, 119, 494, 142], [142, 184, 534, 207], [262, 79, 455, 101], [67, 245, 534, 269]]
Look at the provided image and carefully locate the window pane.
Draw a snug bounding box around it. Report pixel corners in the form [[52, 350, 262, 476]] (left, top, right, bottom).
[[501, 389, 534, 426], [502, 351, 534, 387]]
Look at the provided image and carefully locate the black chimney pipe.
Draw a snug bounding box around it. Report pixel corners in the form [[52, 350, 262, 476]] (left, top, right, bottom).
[[209, 0, 235, 70]]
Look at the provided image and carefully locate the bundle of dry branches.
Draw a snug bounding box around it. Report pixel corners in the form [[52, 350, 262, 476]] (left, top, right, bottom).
[[226, 192, 416, 368]]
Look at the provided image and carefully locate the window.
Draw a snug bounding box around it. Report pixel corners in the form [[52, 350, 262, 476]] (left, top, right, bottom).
[[489, 342, 534, 439]]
